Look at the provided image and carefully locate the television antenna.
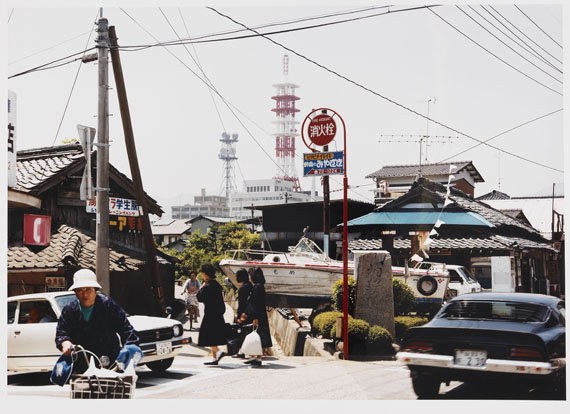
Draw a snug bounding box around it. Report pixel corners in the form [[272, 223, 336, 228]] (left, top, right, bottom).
[[379, 98, 459, 176]]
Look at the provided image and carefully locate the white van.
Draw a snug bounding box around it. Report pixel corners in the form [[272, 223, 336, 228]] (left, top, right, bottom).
[[413, 262, 482, 298]]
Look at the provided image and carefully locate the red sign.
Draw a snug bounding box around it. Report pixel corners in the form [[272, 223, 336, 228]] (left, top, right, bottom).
[[23, 214, 51, 246], [308, 114, 337, 146]]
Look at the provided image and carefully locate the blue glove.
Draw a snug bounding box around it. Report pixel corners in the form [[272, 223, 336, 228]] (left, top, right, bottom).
[[115, 344, 144, 371], [50, 353, 74, 387]]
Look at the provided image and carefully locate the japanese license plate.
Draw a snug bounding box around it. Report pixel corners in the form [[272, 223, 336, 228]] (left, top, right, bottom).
[[454, 349, 487, 367], [156, 342, 172, 355]]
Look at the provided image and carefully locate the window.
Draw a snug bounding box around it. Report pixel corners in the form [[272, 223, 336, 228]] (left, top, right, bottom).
[[440, 300, 549, 322], [17, 300, 57, 324], [8, 301, 16, 324]]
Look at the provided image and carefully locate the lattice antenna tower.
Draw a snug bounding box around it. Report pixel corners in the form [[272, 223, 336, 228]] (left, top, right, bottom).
[[379, 98, 458, 176], [271, 54, 301, 192], [219, 132, 238, 200]]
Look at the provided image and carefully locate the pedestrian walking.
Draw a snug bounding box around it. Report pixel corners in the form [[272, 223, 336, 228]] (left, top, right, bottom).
[[237, 267, 272, 367], [196, 263, 227, 366], [232, 268, 253, 359]]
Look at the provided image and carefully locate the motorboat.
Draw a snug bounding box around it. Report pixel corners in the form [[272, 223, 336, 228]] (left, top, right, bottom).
[[219, 237, 450, 308]]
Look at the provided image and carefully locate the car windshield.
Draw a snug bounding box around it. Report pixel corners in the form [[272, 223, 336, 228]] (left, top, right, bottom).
[[439, 300, 550, 322], [54, 293, 77, 312], [458, 267, 477, 283]]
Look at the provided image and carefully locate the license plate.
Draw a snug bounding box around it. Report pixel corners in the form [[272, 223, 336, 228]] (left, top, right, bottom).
[[156, 342, 172, 355], [454, 349, 487, 367]]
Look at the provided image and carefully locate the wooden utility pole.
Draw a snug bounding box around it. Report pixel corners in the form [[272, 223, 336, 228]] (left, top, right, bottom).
[[108, 26, 166, 317], [95, 16, 111, 295]]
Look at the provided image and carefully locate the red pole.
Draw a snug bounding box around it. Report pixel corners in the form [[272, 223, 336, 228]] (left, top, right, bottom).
[[341, 118, 348, 361]]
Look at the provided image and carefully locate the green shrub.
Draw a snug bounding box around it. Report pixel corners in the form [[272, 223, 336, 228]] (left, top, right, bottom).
[[365, 325, 394, 354], [312, 311, 344, 339], [394, 316, 429, 341], [330, 317, 370, 342], [393, 278, 416, 315], [332, 277, 357, 316], [332, 276, 417, 317]]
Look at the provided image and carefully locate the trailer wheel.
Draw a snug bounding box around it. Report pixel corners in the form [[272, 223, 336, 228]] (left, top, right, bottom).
[[417, 276, 438, 296]]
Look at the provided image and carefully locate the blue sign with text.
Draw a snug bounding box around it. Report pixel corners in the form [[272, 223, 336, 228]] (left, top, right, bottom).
[[303, 151, 344, 177]]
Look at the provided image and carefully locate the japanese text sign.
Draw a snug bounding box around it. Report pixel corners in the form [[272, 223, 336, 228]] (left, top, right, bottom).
[[307, 114, 337, 146], [86, 197, 140, 216], [109, 216, 143, 233], [303, 151, 344, 176]]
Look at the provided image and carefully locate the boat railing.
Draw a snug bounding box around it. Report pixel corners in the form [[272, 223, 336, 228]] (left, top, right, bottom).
[[223, 248, 288, 262]]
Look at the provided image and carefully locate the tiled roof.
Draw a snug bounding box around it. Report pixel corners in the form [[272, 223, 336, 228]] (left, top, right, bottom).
[[349, 235, 556, 252], [365, 161, 484, 182], [15, 144, 163, 215], [476, 190, 511, 200], [151, 219, 192, 236], [15, 144, 84, 193], [7, 224, 158, 271]]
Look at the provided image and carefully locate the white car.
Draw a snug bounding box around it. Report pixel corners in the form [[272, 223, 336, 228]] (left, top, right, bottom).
[[7, 291, 191, 373], [413, 262, 482, 298]]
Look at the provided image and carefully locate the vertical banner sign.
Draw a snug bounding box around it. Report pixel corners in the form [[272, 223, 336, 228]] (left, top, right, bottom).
[[78, 124, 96, 200], [7, 90, 17, 188], [23, 214, 52, 246]]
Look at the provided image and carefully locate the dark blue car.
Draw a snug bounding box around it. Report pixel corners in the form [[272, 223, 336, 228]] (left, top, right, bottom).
[[396, 292, 566, 398]]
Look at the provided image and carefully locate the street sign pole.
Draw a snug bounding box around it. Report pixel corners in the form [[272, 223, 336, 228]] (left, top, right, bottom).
[[302, 108, 348, 360]]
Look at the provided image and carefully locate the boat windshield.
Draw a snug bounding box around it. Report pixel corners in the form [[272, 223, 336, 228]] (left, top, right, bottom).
[[290, 238, 326, 256]]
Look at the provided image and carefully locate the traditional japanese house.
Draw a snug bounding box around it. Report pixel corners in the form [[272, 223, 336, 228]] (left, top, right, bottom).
[[346, 177, 562, 297], [7, 144, 177, 315]]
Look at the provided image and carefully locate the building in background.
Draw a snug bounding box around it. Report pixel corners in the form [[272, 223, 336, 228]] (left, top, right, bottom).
[[366, 161, 484, 202], [229, 178, 318, 220], [171, 188, 229, 219]]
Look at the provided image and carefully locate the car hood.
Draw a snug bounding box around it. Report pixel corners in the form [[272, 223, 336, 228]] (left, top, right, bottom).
[[427, 318, 545, 334], [127, 315, 180, 330]]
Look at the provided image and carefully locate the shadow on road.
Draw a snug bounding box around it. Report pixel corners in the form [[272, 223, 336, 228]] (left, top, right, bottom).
[[435, 381, 565, 401], [8, 372, 52, 386]]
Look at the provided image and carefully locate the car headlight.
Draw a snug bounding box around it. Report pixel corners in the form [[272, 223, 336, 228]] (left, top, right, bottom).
[[172, 324, 182, 337]]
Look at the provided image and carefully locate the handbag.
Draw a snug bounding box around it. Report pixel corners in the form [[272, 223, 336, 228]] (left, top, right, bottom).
[[239, 327, 262, 356]]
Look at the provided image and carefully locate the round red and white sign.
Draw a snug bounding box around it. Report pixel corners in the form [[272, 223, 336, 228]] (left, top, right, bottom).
[[308, 114, 337, 146]]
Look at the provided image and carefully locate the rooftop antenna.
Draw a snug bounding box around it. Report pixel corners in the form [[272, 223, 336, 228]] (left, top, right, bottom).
[[379, 96, 458, 178]]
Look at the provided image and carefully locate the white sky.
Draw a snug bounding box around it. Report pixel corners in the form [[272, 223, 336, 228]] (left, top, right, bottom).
[[3, 1, 566, 219]]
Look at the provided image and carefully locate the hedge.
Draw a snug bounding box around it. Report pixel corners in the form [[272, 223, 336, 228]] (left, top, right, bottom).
[[365, 325, 394, 354], [330, 317, 370, 342], [312, 311, 345, 339], [332, 276, 417, 316], [394, 316, 429, 341]]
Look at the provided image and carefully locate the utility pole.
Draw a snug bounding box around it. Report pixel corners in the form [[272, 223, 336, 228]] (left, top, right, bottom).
[[95, 15, 110, 295], [322, 145, 330, 257], [108, 26, 166, 316]]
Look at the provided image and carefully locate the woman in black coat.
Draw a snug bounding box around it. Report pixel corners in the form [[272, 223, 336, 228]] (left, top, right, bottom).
[[232, 268, 253, 359], [237, 267, 272, 366], [197, 263, 227, 365]]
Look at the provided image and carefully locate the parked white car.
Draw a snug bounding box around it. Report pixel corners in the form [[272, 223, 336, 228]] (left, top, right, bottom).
[[413, 262, 482, 298], [7, 291, 191, 373]]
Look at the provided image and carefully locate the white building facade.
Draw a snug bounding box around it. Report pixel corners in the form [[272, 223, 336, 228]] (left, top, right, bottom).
[[229, 178, 319, 220]]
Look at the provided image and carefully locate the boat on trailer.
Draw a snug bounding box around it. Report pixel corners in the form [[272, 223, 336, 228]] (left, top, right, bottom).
[[219, 237, 449, 309]]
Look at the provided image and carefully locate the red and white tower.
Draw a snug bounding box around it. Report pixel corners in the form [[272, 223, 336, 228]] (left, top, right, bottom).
[[271, 55, 301, 192]]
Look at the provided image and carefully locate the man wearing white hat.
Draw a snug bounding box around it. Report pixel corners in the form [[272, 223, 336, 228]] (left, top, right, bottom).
[[55, 269, 139, 372]]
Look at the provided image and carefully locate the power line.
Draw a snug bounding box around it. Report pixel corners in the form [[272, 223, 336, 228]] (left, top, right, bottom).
[[480, 5, 562, 73], [118, 5, 438, 51], [38, 13, 98, 183], [9, 30, 94, 66], [209, 7, 564, 174], [438, 108, 563, 166], [120, 8, 294, 184], [488, 5, 562, 66], [8, 47, 97, 79], [514, 4, 562, 49], [428, 7, 561, 96], [458, 6, 561, 84]]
